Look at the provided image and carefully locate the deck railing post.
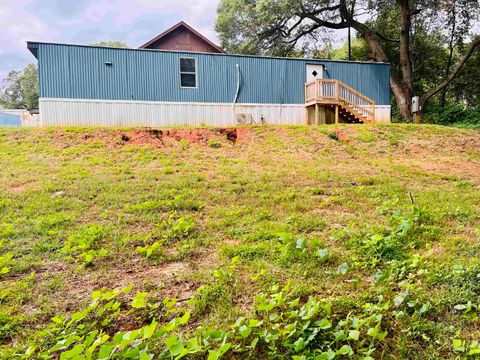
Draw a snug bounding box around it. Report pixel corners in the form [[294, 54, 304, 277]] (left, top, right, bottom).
[[304, 78, 375, 124]]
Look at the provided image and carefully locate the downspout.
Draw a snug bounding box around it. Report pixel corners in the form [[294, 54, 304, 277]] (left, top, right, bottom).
[[232, 64, 240, 122]]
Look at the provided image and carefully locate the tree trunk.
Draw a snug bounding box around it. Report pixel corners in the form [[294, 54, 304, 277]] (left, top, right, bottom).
[[398, 0, 414, 96], [351, 5, 414, 120], [395, 86, 413, 120]]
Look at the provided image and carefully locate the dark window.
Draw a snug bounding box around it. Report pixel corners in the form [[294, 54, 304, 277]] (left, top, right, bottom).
[[180, 58, 197, 88]]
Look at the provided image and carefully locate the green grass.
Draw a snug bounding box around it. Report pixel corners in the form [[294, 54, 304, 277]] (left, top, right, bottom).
[[1, 124, 480, 359]]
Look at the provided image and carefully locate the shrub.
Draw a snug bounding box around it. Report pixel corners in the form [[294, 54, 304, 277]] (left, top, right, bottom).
[[422, 106, 480, 127], [327, 132, 339, 141], [209, 140, 222, 148]]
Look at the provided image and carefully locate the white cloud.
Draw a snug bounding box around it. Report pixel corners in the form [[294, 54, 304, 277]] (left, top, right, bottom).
[[0, 1, 51, 51], [82, 0, 220, 40], [0, 0, 221, 79]]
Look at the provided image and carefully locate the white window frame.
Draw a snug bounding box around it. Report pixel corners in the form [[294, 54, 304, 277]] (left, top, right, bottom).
[[179, 57, 198, 89]]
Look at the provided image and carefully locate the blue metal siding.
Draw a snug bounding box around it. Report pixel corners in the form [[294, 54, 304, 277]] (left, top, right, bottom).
[[35, 43, 390, 105]]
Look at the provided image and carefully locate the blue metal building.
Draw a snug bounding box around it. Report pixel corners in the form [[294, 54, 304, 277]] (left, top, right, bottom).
[[27, 42, 391, 127]]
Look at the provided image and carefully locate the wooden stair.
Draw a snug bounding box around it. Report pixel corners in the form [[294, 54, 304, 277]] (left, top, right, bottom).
[[305, 79, 376, 124]]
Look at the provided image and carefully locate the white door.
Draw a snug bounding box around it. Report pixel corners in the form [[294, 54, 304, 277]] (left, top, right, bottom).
[[306, 64, 324, 82]]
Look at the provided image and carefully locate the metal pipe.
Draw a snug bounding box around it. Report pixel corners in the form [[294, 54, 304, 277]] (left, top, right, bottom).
[[232, 64, 240, 121]]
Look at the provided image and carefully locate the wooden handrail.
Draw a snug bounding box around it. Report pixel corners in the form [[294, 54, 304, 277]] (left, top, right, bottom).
[[305, 79, 376, 122], [337, 81, 376, 105]]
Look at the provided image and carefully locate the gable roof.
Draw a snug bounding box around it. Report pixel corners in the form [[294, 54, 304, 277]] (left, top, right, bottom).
[[139, 21, 225, 53]]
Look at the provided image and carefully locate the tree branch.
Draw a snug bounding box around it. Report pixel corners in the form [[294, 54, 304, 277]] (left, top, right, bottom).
[[375, 31, 400, 43], [300, 4, 341, 17], [421, 35, 480, 103], [409, 7, 425, 16]]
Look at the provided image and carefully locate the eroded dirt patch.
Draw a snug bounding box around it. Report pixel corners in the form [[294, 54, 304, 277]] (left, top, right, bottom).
[[8, 180, 38, 194], [62, 261, 194, 301], [116, 128, 253, 147], [334, 128, 353, 143]]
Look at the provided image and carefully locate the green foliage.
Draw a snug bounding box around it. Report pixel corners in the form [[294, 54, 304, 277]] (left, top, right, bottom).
[[0, 64, 38, 109], [192, 257, 240, 316], [20, 64, 39, 109], [327, 132, 339, 141], [0, 253, 13, 276], [137, 214, 197, 259], [0, 311, 20, 342], [62, 225, 107, 266], [215, 0, 304, 56], [209, 139, 222, 148], [36, 286, 193, 359], [229, 284, 388, 358], [314, 38, 371, 62], [0, 71, 22, 109], [453, 339, 480, 356], [422, 106, 480, 128], [338, 202, 440, 266], [31, 285, 190, 358], [448, 50, 480, 108], [127, 196, 204, 213], [31, 280, 395, 359]]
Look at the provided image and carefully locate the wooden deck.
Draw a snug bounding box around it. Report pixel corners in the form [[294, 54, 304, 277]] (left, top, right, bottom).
[[305, 79, 376, 124]]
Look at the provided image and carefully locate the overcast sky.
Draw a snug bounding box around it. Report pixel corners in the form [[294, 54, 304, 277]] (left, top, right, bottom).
[[0, 0, 220, 81]]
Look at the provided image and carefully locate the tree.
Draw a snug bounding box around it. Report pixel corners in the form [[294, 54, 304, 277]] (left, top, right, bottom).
[[0, 64, 39, 109], [20, 64, 39, 110], [216, 0, 480, 120], [448, 48, 480, 107], [89, 41, 129, 48], [0, 70, 23, 109], [315, 38, 370, 61]]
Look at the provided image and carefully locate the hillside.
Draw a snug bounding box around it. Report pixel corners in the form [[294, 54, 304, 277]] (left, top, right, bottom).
[[1, 125, 480, 359]]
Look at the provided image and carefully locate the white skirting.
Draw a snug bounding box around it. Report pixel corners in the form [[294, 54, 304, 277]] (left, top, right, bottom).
[[374, 105, 392, 124], [39, 98, 307, 127], [38, 98, 391, 127]]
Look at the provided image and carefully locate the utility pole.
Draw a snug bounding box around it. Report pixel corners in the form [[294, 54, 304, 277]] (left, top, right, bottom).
[[348, 27, 352, 61]]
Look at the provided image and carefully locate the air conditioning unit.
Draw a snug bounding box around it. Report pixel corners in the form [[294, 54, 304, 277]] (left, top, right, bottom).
[[235, 113, 254, 125]]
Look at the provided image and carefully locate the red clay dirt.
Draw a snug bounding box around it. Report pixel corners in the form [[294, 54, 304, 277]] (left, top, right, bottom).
[[118, 128, 252, 147], [334, 128, 352, 143]]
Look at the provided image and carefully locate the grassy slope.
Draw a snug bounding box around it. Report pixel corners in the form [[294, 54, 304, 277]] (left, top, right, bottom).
[[1, 124, 480, 359]]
